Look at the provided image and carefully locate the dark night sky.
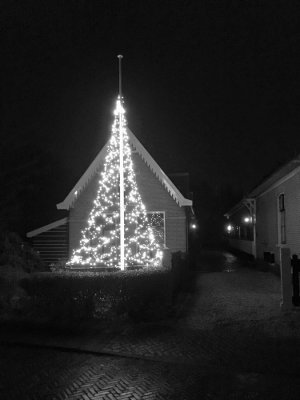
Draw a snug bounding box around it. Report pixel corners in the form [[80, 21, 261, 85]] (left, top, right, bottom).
[[1, 1, 300, 232]]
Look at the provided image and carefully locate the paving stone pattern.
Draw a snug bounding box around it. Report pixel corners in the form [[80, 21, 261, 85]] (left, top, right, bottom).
[[1, 344, 300, 400], [0, 345, 230, 400], [1, 250, 300, 399]]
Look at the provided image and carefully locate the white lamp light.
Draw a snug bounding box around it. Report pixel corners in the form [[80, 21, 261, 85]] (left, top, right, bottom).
[[226, 224, 233, 232]]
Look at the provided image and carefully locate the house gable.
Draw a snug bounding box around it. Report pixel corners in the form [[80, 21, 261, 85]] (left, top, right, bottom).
[[57, 128, 192, 210], [69, 146, 189, 255], [27, 128, 193, 264]]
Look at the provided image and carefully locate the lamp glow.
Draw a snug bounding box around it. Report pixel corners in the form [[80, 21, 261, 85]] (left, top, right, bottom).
[[226, 224, 233, 232]]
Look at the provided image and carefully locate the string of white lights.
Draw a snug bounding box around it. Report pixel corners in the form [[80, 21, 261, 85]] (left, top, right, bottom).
[[67, 95, 163, 269]]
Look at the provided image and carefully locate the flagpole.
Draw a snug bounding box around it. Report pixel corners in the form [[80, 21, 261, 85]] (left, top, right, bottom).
[[118, 55, 123, 97], [118, 55, 125, 270]]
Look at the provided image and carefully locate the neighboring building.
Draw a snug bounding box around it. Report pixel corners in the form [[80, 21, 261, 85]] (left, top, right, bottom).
[[224, 155, 300, 265], [27, 128, 194, 265]]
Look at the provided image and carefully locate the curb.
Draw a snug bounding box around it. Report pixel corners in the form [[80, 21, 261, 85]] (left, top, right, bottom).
[[0, 339, 196, 365]]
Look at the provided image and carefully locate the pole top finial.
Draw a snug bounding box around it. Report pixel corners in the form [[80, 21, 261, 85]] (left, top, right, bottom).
[[117, 54, 123, 59]]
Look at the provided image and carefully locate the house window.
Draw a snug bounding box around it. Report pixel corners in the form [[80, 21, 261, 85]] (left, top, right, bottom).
[[101, 212, 166, 243], [147, 212, 165, 246], [279, 193, 285, 212], [99, 211, 165, 248], [278, 194, 286, 244]]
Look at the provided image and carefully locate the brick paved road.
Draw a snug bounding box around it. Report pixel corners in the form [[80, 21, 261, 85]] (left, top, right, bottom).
[[1, 250, 300, 399], [1, 344, 300, 400], [177, 250, 283, 331]]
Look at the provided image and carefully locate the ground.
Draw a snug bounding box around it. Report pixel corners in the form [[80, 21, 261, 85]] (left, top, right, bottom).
[[1, 250, 300, 399]]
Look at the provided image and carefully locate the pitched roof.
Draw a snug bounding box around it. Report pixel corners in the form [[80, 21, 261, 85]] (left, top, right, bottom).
[[56, 128, 192, 210], [225, 153, 300, 217], [247, 156, 300, 198], [27, 217, 68, 238]]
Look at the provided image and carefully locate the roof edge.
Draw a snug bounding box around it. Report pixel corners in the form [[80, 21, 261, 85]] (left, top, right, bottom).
[[56, 144, 108, 210], [27, 217, 68, 238], [127, 128, 192, 207], [225, 155, 300, 217], [57, 128, 193, 210]]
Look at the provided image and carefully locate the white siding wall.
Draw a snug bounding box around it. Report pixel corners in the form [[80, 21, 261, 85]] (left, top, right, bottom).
[[256, 171, 300, 263], [69, 152, 187, 256], [30, 223, 69, 265]]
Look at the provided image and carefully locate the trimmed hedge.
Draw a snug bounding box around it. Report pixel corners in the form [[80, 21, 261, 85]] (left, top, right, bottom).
[[17, 252, 189, 325], [20, 267, 172, 323]]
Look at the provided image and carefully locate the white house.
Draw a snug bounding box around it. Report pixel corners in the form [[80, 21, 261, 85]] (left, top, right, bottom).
[[27, 128, 194, 265], [225, 154, 300, 266]]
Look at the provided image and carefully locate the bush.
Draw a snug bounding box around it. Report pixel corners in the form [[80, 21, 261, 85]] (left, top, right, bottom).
[[0, 232, 46, 272], [20, 267, 173, 325], [0, 265, 30, 315], [10, 252, 190, 326], [171, 251, 190, 296]]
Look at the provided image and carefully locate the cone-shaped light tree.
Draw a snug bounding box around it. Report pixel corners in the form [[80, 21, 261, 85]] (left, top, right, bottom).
[[67, 58, 163, 270]]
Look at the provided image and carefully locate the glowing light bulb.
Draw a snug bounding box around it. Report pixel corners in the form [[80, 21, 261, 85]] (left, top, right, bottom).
[[226, 224, 233, 232]]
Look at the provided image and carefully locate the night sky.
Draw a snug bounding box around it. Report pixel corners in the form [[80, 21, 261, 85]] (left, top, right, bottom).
[[1, 1, 300, 235]]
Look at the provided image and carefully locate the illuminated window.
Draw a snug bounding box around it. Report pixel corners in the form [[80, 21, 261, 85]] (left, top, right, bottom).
[[147, 212, 165, 246]]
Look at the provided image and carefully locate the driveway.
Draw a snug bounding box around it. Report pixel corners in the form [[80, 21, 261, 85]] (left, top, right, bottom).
[[178, 250, 284, 331]]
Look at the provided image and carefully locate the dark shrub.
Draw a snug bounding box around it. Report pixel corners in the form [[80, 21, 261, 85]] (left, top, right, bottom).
[[0, 265, 30, 315], [16, 252, 189, 326], [20, 267, 172, 325], [0, 232, 46, 272], [171, 251, 190, 296]]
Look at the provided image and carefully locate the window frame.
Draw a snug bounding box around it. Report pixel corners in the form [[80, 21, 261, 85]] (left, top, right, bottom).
[[147, 211, 166, 247], [278, 193, 286, 244]]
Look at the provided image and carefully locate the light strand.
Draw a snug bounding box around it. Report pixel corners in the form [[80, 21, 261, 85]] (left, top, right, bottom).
[[67, 97, 163, 269]]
